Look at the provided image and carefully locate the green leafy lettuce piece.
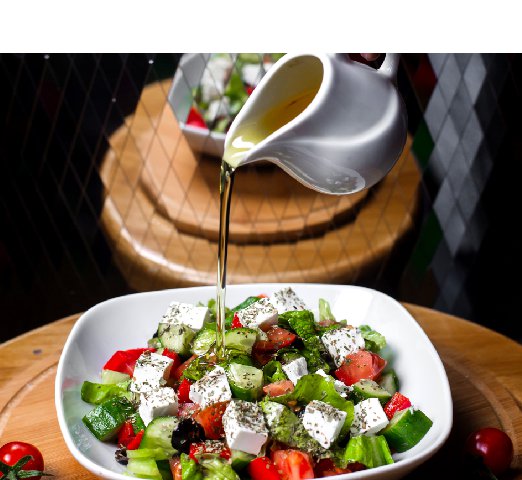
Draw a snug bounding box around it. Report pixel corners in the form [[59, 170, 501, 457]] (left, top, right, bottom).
[[341, 435, 394, 469], [267, 374, 354, 438], [263, 360, 288, 383], [80, 380, 131, 405], [198, 455, 240, 480], [181, 453, 204, 480], [261, 401, 326, 456], [279, 310, 317, 339], [319, 298, 336, 323], [359, 324, 386, 352], [301, 336, 330, 373]]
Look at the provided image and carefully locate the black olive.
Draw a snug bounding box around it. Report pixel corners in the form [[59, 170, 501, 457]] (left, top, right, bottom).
[[115, 448, 128, 465], [152, 331, 158, 338], [171, 418, 205, 453]]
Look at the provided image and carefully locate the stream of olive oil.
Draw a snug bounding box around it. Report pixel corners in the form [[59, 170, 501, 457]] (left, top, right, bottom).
[[215, 88, 319, 359]]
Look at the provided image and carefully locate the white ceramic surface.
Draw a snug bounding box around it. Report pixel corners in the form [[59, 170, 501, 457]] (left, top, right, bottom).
[[55, 284, 452, 480], [168, 53, 226, 158], [225, 53, 408, 194]]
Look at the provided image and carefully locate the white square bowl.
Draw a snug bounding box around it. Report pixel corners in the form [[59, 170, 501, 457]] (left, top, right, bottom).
[[55, 283, 452, 480]]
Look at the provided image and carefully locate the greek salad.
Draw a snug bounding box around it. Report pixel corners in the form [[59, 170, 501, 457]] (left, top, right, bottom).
[[80, 287, 433, 480], [187, 53, 284, 134]]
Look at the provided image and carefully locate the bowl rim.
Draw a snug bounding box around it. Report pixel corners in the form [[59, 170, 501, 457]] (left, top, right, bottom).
[[55, 283, 453, 480]]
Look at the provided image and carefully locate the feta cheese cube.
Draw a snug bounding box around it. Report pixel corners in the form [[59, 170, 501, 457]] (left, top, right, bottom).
[[302, 400, 346, 448], [270, 287, 307, 314], [315, 369, 352, 397], [321, 327, 365, 367], [222, 400, 268, 455], [163, 301, 210, 331], [350, 398, 389, 436], [189, 366, 232, 409], [139, 387, 178, 426], [235, 298, 278, 330], [282, 357, 308, 385], [131, 351, 174, 393]]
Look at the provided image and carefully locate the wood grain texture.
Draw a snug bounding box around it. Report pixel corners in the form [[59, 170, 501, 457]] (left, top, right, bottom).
[[99, 81, 421, 291], [0, 307, 521, 478]]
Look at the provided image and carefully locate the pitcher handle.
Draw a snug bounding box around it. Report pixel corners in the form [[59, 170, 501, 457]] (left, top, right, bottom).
[[378, 53, 400, 81]]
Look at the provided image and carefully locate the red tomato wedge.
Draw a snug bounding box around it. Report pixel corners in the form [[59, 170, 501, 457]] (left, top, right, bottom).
[[315, 458, 366, 477], [103, 348, 155, 376], [169, 458, 182, 480], [383, 392, 412, 420], [186, 106, 207, 129], [193, 401, 229, 440], [173, 354, 197, 381], [189, 441, 231, 461], [263, 380, 295, 397], [334, 350, 387, 386], [272, 449, 314, 480], [248, 457, 281, 480], [254, 326, 296, 351]]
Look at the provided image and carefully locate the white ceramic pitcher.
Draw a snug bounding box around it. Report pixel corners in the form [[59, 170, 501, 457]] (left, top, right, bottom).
[[223, 53, 407, 195]]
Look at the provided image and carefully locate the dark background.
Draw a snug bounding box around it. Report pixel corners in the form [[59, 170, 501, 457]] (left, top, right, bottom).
[[1, 53, 521, 343]]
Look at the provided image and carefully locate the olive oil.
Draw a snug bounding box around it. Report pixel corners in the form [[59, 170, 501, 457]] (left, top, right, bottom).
[[215, 160, 235, 359], [223, 89, 319, 167], [215, 88, 319, 359]]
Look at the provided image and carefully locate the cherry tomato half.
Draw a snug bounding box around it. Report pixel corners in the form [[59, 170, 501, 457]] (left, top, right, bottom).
[[465, 427, 514, 475], [0, 442, 45, 480]]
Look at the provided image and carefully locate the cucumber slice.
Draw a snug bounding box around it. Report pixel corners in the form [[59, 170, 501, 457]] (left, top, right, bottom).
[[129, 412, 146, 434], [157, 323, 195, 356], [382, 408, 433, 452], [191, 325, 216, 355], [81, 380, 131, 405], [126, 447, 168, 460], [379, 370, 399, 395], [352, 379, 392, 404], [82, 397, 135, 441], [230, 450, 255, 471], [101, 369, 131, 384], [126, 457, 162, 479], [224, 328, 257, 355], [147, 337, 163, 349], [140, 416, 180, 456], [227, 363, 263, 401]]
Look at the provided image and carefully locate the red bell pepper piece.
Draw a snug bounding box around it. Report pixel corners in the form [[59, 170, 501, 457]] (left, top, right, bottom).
[[103, 348, 155, 376], [186, 106, 207, 129], [383, 392, 412, 420], [177, 378, 192, 404], [117, 420, 135, 447], [127, 430, 144, 450], [231, 313, 243, 329]]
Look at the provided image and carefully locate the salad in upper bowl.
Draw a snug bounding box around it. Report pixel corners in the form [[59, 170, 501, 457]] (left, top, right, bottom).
[[169, 53, 284, 157], [79, 287, 434, 480]]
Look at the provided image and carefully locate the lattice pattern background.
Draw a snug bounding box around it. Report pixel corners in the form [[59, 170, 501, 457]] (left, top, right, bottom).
[[1, 53, 521, 342]]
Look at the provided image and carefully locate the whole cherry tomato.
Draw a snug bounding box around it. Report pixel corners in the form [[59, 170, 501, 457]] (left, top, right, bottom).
[[465, 427, 514, 475], [0, 442, 45, 479]]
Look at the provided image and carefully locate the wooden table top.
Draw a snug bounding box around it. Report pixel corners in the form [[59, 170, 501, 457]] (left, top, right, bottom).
[[0, 304, 521, 479]]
